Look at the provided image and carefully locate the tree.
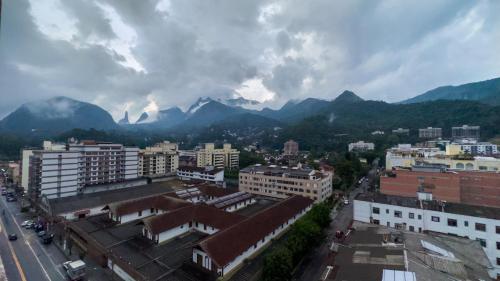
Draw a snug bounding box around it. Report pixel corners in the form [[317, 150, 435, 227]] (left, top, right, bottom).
[[262, 246, 293, 281]]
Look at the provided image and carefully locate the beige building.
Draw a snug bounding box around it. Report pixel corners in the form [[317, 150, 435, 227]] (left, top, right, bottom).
[[195, 143, 239, 170], [283, 140, 299, 155], [239, 164, 333, 202], [418, 127, 442, 139], [139, 141, 179, 177]]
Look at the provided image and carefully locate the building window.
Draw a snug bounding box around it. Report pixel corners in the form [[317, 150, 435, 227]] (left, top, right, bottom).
[[409, 213, 414, 219], [497, 242, 500, 250], [497, 258, 500, 266], [475, 223, 486, 232], [409, 226, 414, 232], [464, 221, 469, 227], [138, 210, 142, 216], [150, 208, 154, 214], [476, 238, 486, 248], [431, 216, 440, 222], [447, 219, 457, 227], [496, 226, 500, 234], [386, 209, 389, 214], [394, 211, 402, 218], [418, 214, 422, 220], [372, 207, 380, 214]]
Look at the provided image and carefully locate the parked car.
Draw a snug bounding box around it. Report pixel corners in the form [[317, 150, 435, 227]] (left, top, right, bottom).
[[6, 196, 17, 202], [33, 224, 44, 232], [1, 190, 7, 196], [63, 260, 86, 281], [8, 234, 17, 241], [40, 233, 54, 245], [343, 199, 349, 205], [21, 220, 34, 227], [37, 230, 46, 237]]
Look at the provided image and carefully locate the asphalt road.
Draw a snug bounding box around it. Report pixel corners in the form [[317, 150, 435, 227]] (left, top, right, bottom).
[[293, 161, 379, 281], [0, 194, 67, 281]]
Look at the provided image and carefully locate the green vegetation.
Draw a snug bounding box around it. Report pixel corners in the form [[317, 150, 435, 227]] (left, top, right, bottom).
[[239, 150, 266, 168], [262, 202, 332, 281]]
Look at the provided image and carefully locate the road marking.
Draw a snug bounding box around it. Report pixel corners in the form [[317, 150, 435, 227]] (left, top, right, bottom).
[[0, 215, 27, 281]]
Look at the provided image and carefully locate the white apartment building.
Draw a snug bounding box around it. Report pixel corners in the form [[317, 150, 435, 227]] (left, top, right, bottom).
[[239, 164, 333, 202], [348, 141, 375, 152], [177, 166, 224, 183], [195, 143, 239, 169], [452, 125, 480, 140], [27, 140, 139, 199], [138, 141, 179, 177], [354, 192, 500, 278], [392, 128, 410, 135]]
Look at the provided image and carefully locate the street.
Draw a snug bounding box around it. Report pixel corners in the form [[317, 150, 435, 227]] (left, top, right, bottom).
[[0, 193, 67, 281], [293, 161, 379, 281]]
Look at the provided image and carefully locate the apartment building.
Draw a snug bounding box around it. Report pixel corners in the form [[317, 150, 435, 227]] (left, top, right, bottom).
[[195, 143, 239, 169], [354, 192, 500, 279], [446, 139, 498, 156], [348, 141, 374, 152], [452, 125, 480, 140], [27, 140, 139, 199], [283, 140, 299, 155], [138, 141, 179, 177], [381, 166, 500, 207], [418, 127, 442, 139], [177, 166, 224, 183], [239, 164, 333, 202]]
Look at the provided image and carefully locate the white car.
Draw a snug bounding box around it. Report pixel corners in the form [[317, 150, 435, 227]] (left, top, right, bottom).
[[21, 220, 34, 227], [344, 199, 349, 205]]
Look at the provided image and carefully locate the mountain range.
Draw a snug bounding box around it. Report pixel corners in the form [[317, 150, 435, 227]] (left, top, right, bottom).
[[0, 77, 499, 136]]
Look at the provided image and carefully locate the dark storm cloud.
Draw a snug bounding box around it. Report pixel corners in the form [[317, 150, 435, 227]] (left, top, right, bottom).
[[0, 0, 499, 120]]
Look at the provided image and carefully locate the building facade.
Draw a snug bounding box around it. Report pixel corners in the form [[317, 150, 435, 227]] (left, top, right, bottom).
[[177, 166, 224, 183], [392, 128, 410, 135], [195, 143, 239, 170], [446, 140, 498, 156], [348, 141, 375, 152], [381, 168, 500, 207], [418, 127, 442, 139], [138, 141, 179, 177], [283, 140, 299, 155], [452, 125, 480, 140], [354, 193, 500, 278], [27, 140, 139, 199], [239, 164, 332, 202]]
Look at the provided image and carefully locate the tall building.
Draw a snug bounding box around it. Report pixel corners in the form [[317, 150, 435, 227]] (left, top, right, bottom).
[[348, 141, 374, 152], [27, 140, 139, 199], [239, 164, 333, 202], [283, 140, 299, 155], [195, 143, 239, 170], [452, 125, 480, 140], [418, 127, 442, 139], [138, 141, 179, 177]]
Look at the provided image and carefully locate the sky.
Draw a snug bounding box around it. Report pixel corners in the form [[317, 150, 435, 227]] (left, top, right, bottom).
[[1, 0, 499, 122]]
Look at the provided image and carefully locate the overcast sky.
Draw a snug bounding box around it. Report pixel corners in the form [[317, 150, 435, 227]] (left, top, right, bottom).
[[1, 0, 499, 121]]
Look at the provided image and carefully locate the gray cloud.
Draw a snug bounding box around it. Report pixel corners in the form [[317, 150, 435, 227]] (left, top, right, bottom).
[[0, 0, 499, 120]]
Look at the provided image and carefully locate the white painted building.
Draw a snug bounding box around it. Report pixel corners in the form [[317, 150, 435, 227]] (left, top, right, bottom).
[[26, 140, 139, 199], [177, 166, 224, 183], [348, 141, 375, 152], [354, 193, 500, 279]]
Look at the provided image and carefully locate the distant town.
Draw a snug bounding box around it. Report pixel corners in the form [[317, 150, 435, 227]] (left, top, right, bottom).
[[0, 123, 497, 281]]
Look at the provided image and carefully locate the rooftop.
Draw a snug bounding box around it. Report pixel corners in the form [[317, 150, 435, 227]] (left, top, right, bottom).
[[355, 192, 500, 220], [240, 164, 326, 179], [47, 180, 182, 215]]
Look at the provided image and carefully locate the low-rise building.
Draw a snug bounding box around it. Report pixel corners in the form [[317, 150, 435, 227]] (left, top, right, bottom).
[[371, 130, 385, 135], [354, 192, 500, 278], [392, 128, 410, 135], [446, 139, 498, 156], [239, 164, 332, 202], [418, 127, 442, 139], [177, 166, 224, 183], [138, 141, 179, 177], [452, 125, 480, 140], [348, 141, 374, 152]]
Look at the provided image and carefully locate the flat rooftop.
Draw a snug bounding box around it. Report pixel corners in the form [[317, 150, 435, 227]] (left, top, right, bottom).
[[355, 192, 500, 220], [48, 180, 186, 215], [327, 222, 491, 281], [240, 164, 326, 179], [71, 214, 208, 281]]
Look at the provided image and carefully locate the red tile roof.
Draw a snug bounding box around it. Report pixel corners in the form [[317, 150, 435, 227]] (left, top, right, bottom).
[[108, 194, 190, 217], [197, 195, 313, 267], [143, 205, 246, 235]]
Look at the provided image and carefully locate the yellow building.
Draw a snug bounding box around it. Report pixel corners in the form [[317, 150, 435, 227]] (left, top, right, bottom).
[[195, 143, 239, 170], [139, 141, 179, 177]]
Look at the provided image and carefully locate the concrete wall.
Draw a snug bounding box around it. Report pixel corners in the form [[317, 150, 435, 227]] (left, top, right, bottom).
[[157, 223, 190, 243], [120, 208, 156, 224]]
